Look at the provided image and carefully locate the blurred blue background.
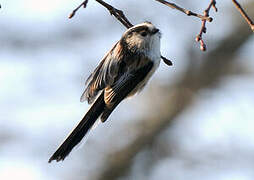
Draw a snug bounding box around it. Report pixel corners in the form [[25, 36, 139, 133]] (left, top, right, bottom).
[[0, 0, 254, 179]]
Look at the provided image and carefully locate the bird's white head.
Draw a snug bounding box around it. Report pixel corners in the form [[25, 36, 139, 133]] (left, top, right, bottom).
[[121, 22, 161, 58]]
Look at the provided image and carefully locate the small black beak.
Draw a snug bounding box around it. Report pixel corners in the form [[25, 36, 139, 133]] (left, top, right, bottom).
[[151, 28, 159, 34]]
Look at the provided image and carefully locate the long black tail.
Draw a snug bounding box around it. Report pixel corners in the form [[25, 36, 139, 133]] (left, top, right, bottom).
[[48, 92, 105, 163]]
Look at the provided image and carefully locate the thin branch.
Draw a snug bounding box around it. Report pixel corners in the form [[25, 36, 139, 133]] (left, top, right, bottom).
[[155, 0, 213, 22], [95, 0, 133, 28], [195, 0, 217, 51], [69, 0, 89, 19], [232, 0, 254, 32]]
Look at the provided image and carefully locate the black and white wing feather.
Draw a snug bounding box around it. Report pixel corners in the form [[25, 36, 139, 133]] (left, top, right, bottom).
[[80, 41, 122, 104]]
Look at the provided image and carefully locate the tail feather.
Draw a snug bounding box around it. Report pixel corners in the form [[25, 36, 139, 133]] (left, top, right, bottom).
[[48, 92, 105, 163]]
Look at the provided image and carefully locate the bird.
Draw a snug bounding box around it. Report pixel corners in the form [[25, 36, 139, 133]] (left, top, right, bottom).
[[49, 22, 164, 163]]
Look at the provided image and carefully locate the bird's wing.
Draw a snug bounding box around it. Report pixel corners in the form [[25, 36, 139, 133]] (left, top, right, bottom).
[[80, 41, 123, 104], [101, 60, 154, 122]]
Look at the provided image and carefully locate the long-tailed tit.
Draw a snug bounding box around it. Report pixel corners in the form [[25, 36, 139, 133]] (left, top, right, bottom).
[[49, 22, 162, 162]]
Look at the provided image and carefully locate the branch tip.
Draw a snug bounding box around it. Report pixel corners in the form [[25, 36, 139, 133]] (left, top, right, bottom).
[[199, 40, 206, 51], [195, 0, 217, 51], [69, 12, 75, 19], [68, 0, 89, 19], [161, 56, 173, 66], [207, 17, 213, 22]]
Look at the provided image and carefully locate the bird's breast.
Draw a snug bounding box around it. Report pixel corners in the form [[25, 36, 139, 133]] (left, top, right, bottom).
[[128, 57, 160, 97]]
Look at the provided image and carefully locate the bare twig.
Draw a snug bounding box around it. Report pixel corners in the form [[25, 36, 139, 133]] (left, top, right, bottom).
[[232, 0, 254, 32], [95, 0, 133, 28], [67, 0, 253, 53], [155, 0, 213, 22], [196, 0, 217, 51], [69, 0, 89, 19]]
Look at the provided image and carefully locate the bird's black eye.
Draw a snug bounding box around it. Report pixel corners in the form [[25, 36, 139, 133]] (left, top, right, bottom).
[[141, 31, 147, 37]]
